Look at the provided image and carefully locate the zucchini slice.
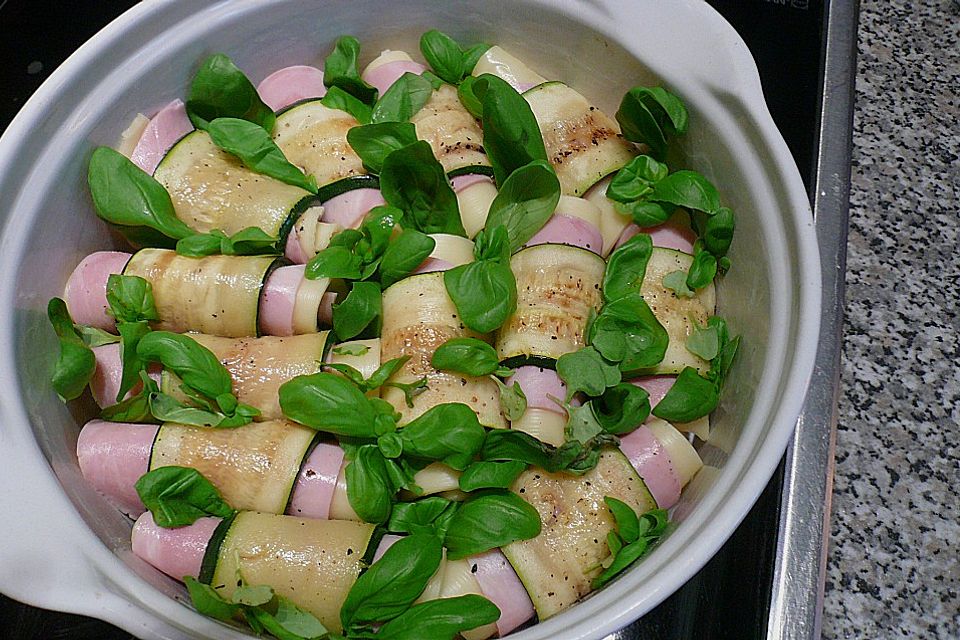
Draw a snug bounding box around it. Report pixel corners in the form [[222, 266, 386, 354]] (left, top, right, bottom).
[[641, 248, 716, 374], [523, 82, 636, 196], [123, 248, 280, 338], [153, 130, 314, 237], [273, 99, 366, 188], [381, 272, 506, 428], [502, 448, 657, 620], [149, 419, 316, 515], [411, 84, 490, 174], [496, 243, 605, 361], [209, 512, 375, 634], [160, 332, 329, 420], [471, 45, 547, 89]]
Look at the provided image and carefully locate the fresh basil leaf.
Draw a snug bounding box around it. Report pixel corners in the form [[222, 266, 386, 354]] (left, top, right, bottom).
[[590, 293, 669, 375], [603, 232, 653, 302], [347, 122, 418, 174], [480, 429, 554, 469], [135, 466, 234, 528], [472, 225, 511, 264], [185, 577, 240, 622], [115, 320, 151, 401], [206, 118, 317, 193], [607, 156, 669, 203], [457, 76, 483, 118], [363, 356, 411, 392], [232, 584, 274, 607], [419, 29, 466, 84], [272, 596, 329, 639], [605, 496, 640, 542], [462, 43, 491, 76], [708, 318, 740, 386], [333, 343, 370, 357], [616, 87, 688, 160], [593, 536, 650, 589], [399, 403, 486, 469], [47, 298, 97, 401], [686, 247, 718, 290], [593, 383, 650, 435], [333, 281, 382, 341], [565, 402, 604, 444], [346, 444, 397, 524], [280, 372, 378, 436], [474, 74, 548, 185], [379, 229, 436, 288], [444, 492, 541, 560], [618, 200, 672, 228], [430, 337, 500, 376], [100, 371, 157, 423], [649, 170, 720, 214], [186, 53, 276, 132], [494, 379, 527, 421], [687, 324, 720, 361], [375, 594, 500, 640], [149, 392, 254, 428], [592, 507, 669, 589], [136, 331, 232, 399], [702, 206, 735, 257], [383, 377, 429, 409], [380, 141, 465, 235], [306, 245, 364, 280], [556, 346, 622, 399], [323, 36, 378, 105], [360, 205, 403, 260], [388, 497, 460, 538], [75, 325, 121, 348], [662, 270, 695, 298], [444, 260, 517, 333], [372, 72, 433, 123], [378, 432, 404, 458], [459, 460, 527, 492], [322, 85, 373, 124], [422, 70, 444, 90], [340, 533, 443, 628], [177, 227, 279, 257], [87, 147, 194, 246], [485, 160, 560, 251], [106, 274, 159, 324], [652, 366, 719, 422]]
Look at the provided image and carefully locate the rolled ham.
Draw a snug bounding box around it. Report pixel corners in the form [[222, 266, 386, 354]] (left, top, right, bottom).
[[472, 549, 535, 636], [258, 265, 304, 337], [506, 367, 567, 414], [614, 215, 698, 255], [63, 251, 131, 331], [321, 188, 387, 229], [412, 257, 455, 275], [129, 99, 194, 175], [131, 511, 220, 581], [286, 443, 345, 520], [89, 343, 162, 408], [525, 213, 603, 254], [629, 375, 675, 409], [256, 65, 327, 112], [76, 420, 159, 516], [618, 425, 682, 509]]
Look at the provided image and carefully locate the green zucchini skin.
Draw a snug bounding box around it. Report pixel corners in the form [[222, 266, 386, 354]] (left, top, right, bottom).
[[316, 174, 380, 202], [499, 355, 557, 370], [198, 512, 237, 585], [447, 165, 495, 180]]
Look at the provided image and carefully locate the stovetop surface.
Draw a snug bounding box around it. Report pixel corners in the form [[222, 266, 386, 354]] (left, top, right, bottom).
[[0, 1, 827, 638]]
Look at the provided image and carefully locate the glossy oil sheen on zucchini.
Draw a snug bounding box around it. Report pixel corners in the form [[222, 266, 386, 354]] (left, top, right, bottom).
[[122, 249, 280, 337], [411, 84, 490, 174], [273, 100, 366, 188], [497, 243, 605, 361], [502, 448, 657, 620], [153, 130, 314, 237]]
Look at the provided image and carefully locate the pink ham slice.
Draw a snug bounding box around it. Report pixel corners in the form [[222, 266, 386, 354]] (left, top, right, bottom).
[[321, 188, 386, 229], [614, 218, 698, 254], [284, 229, 310, 265], [361, 60, 427, 95], [630, 375, 676, 412], [130, 99, 194, 175], [372, 533, 403, 564], [76, 419, 158, 516], [256, 65, 327, 112], [63, 251, 132, 331], [90, 344, 162, 407], [619, 425, 682, 509], [450, 173, 492, 192], [258, 265, 304, 336], [411, 256, 455, 275], [132, 511, 220, 581], [524, 213, 603, 254], [506, 366, 567, 414], [471, 549, 535, 636], [286, 443, 344, 520]]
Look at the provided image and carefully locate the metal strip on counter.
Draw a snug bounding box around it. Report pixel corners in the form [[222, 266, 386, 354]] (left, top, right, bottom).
[[766, 1, 859, 639]]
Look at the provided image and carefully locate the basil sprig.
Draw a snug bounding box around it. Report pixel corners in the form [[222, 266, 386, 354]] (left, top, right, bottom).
[[280, 372, 378, 437], [444, 225, 517, 333], [206, 117, 318, 192], [380, 141, 465, 236], [103, 274, 157, 400], [556, 346, 621, 399], [176, 226, 280, 258], [346, 444, 406, 524], [592, 498, 669, 588], [653, 317, 740, 423], [347, 122, 418, 174], [458, 460, 528, 492], [371, 72, 434, 123], [185, 576, 328, 640], [419, 29, 490, 85], [379, 229, 436, 288], [588, 293, 669, 375], [479, 428, 599, 476], [47, 298, 96, 401], [387, 496, 459, 538], [333, 281, 382, 341], [592, 383, 651, 434], [375, 595, 500, 640], [484, 160, 560, 252], [87, 147, 194, 247], [473, 74, 548, 186], [134, 466, 234, 528], [615, 86, 688, 161], [430, 337, 510, 377], [398, 403, 487, 470], [306, 205, 403, 281], [323, 36, 378, 105], [322, 86, 373, 124], [186, 53, 275, 132], [444, 492, 541, 560], [603, 233, 654, 302]]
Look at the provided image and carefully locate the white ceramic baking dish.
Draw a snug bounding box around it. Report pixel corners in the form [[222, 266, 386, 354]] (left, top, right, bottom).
[[0, 1, 820, 638]]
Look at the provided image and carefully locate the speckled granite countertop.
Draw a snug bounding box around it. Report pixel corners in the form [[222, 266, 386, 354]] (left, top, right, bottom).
[[822, 0, 959, 637]]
